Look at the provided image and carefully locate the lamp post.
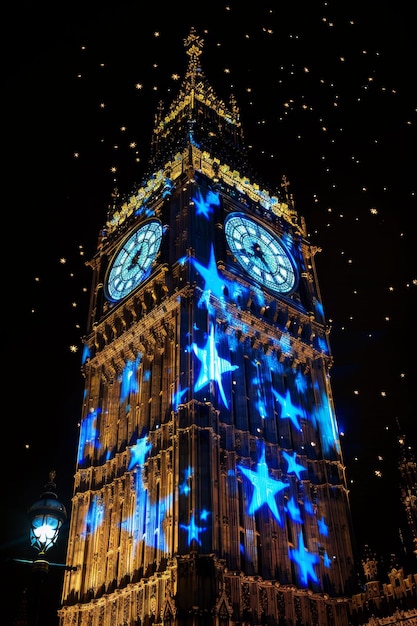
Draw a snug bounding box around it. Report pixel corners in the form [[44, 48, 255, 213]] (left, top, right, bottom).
[[14, 471, 73, 626]]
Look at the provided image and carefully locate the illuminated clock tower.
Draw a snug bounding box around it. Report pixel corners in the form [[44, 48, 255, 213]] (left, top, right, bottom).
[[59, 29, 357, 626]]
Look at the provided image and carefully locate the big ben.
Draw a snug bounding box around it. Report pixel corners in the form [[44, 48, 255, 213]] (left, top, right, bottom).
[[59, 28, 357, 626]]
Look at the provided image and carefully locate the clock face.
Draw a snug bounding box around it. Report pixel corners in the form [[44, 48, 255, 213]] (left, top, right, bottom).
[[224, 213, 296, 294], [105, 219, 163, 302]]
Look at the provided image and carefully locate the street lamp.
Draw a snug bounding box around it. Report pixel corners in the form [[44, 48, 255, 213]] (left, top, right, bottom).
[[27, 470, 67, 575], [14, 471, 73, 626]]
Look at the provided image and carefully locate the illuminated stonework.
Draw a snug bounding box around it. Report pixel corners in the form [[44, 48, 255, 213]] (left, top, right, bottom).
[[60, 29, 356, 626]]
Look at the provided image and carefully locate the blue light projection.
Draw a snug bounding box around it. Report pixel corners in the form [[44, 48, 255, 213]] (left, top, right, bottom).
[[162, 177, 175, 198], [238, 443, 288, 524], [199, 508, 210, 521], [180, 512, 208, 546], [85, 494, 104, 535], [76, 223, 341, 590], [289, 531, 320, 586], [323, 551, 332, 568], [128, 435, 172, 554], [294, 369, 308, 394], [192, 324, 239, 408], [81, 343, 91, 365], [77, 408, 100, 464], [278, 332, 292, 354], [311, 389, 340, 455], [272, 388, 304, 430], [317, 335, 329, 353], [179, 466, 193, 495], [134, 204, 155, 220], [304, 498, 314, 515], [314, 299, 324, 319], [192, 244, 227, 303], [252, 362, 268, 419], [128, 437, 152, 470], [172, 385, 189, 411], [283, 451, 306, 480], [318, 516, 329, 537], [120, 355, 141, 403], [264, 351, 285, 375], [192, 188, 220, 219], [281, 232, 294, 253], [286, 496, 303, 523]]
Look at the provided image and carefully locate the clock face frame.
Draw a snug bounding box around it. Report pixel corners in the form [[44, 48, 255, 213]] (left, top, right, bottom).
[[224, 213, 297, 294], [105, 219, 163, 302]]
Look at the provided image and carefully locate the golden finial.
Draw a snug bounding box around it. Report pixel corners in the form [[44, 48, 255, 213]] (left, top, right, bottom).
[[183, 27, 204, 93], [281, 174, 290, 200], [183, 26, 204, 60]]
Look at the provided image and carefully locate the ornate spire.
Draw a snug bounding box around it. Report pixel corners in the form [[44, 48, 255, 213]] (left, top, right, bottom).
[[183, 26, 204, 88]]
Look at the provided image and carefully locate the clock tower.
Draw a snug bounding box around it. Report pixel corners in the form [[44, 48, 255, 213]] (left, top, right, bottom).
[[59, 29, 357, 626]]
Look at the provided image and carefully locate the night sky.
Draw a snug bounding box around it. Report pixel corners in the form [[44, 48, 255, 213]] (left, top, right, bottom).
[[2, 1, 415, 621]]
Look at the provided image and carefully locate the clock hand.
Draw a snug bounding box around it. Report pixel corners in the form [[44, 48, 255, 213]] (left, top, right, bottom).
[[250, 242, 272, 272], [128, 246, 144, 271]]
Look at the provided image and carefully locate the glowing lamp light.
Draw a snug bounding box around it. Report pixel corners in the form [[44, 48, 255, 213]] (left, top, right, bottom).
[[27, 471, 67, 556]]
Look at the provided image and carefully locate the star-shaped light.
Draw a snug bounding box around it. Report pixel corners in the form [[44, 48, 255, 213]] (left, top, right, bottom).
[[323, 550, 332, 568], [317, 516, 328, 537], [180, 512, 207, 546], [128, 436, 152, 470], [238, 444, 287, 523], [289, 531, 320, 586], [192, 189, 213, 219], [286, 496, 303, 523], [179, 466, 193, 495], [192, 244, 227, 301], [192, 324, 238, 408], [272, 388, 304, 430], [283, 451, 306, 480]]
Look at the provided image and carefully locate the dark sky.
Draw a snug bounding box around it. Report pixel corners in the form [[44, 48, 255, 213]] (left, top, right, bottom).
[[2, 0, 415, 621]]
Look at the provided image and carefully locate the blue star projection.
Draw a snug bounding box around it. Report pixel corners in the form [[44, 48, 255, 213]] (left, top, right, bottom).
[[273, 388, 304, 431], [77, 408, 100, 464], [238, 443, 288, 524], [312, 389, 341, 455], [192, 324, 239, 408], [289, 531, 320, 587], [192, 188, 220, 219], [120, 355, 142, 403], [179, 466, 193, 496], [128, 437, 152, 470], [286, 497, 303, 524], [180, 512, 208, 546], [283, 451, 306, 480], [318, 516, 329, 537], [192, 244, 227, 303], [85, 494, 104, 536]]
